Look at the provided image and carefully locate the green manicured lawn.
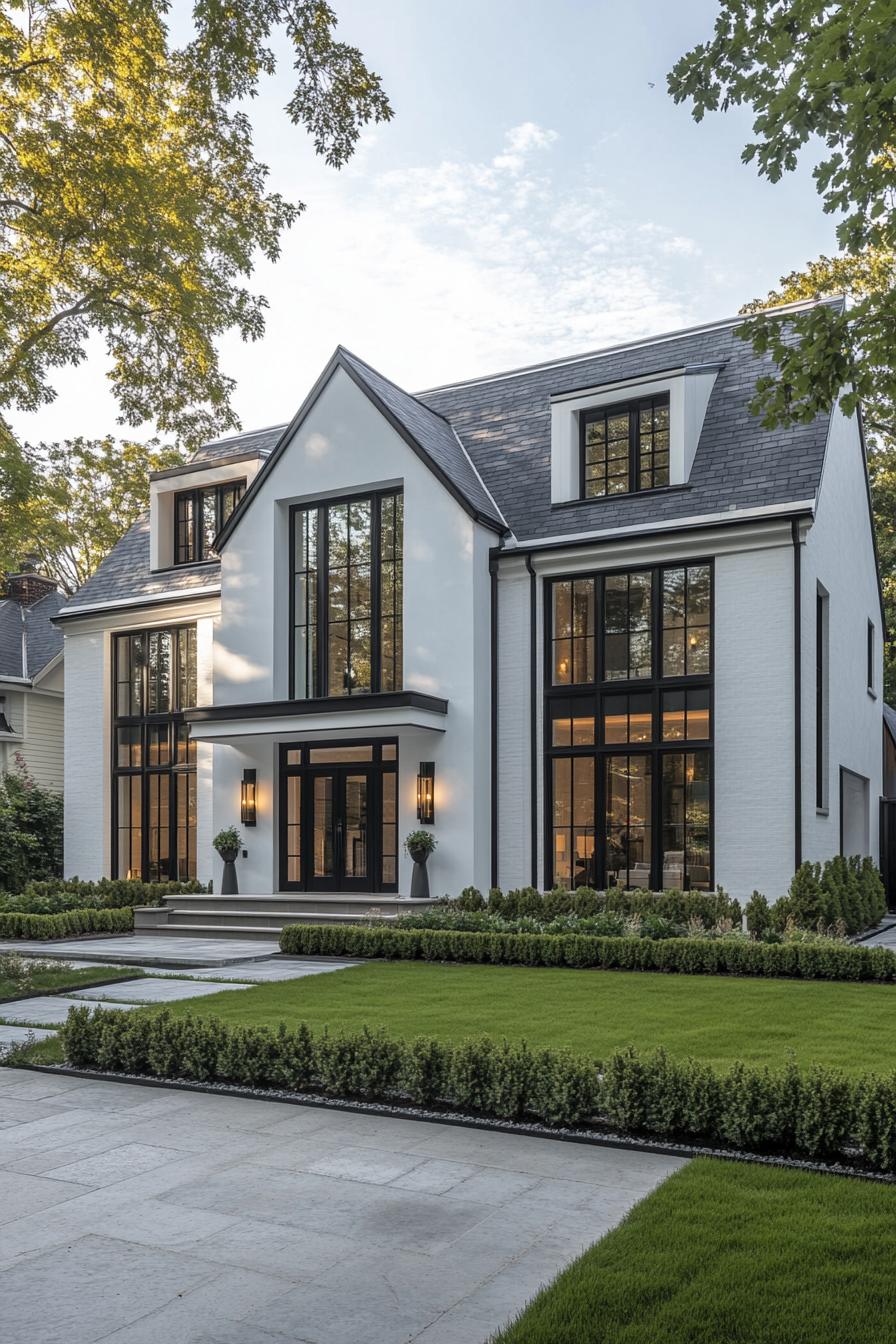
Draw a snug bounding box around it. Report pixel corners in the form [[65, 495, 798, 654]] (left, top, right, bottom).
[[111, 960, 896, 1074], [0, 964, 144, 1001], [491, 1159, 896, 1344]]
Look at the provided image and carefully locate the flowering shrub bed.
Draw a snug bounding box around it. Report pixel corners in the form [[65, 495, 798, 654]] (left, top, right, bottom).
[[60, 1005, 896, 1173]]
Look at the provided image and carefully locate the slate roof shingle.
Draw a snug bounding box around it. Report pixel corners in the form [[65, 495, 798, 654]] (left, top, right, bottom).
[[0, 590, 64, 680], [56, 307, 839, 618]]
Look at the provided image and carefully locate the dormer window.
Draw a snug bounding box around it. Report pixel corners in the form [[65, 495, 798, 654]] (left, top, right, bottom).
[[581, 394, 670, 499], [174, 480, 246, 564]]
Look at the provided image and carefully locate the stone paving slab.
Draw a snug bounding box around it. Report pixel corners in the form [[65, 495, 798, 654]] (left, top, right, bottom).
[[159, 958, 360, 983], [0, 1067, 686, 1343], [0, 936, 281, 968], [70, 978, 254, 1004], [1, 996, 138, 1026], [0, 1023, 58, 1048]]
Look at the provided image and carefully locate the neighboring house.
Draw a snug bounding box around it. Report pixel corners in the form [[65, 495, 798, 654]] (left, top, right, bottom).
[[57, 299, 884, 903], [0, 563, 65, 790]]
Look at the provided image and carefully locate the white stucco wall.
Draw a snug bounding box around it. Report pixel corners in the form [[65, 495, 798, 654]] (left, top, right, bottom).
[[496, 561, 532, 890], [213, 365, 497, 896], [802, 401, 883, 865]]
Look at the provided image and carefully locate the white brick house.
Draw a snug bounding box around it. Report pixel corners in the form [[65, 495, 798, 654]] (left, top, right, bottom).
[[57, 301, 884, 906]]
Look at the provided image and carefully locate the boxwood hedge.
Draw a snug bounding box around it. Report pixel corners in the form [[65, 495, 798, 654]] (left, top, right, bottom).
[[279, 922, 896, 983], [59, 1005, 896, 1173], [0, 906, 133, 940]]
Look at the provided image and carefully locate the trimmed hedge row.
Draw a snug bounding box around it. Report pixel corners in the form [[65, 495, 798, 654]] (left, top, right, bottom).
[[279, 922, 896, 983], [460, 885, 743, 926], [59, 1006, 896, 1172], [0, 878, 209, 914], [0, 906, 133, 940]]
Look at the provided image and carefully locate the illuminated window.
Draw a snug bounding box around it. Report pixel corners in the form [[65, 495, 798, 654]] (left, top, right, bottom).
[[581, 393, 670, 499]]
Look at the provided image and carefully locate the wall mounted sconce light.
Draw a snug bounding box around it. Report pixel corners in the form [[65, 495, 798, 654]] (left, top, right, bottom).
[[416, 761, 435, 825], [240, 768, 257, 826]]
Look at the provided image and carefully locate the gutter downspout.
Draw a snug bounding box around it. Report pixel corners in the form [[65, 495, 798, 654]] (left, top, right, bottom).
[[792, 519, 803, 870], [489, 558, 499, 890], [524, 554, 538, 889]]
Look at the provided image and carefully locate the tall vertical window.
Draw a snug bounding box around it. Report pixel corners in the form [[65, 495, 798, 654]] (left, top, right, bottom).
[[551, 578, 595, 685], [112, 625, 198, 880], [868, 619, 876, 694], [546, 562, 713, 890], [174, 480, 246, 564], [290, 490, 403, 699], [580, 394, 670, 499]]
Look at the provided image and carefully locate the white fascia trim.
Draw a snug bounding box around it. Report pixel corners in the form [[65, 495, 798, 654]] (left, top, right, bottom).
[[0, 675, 32, 687], [58, 585, 221, 621], [549, 366, 687, 404], [451, 426, 507, 529], [416, 298, 841, 396], [502, 499, 817, 553]]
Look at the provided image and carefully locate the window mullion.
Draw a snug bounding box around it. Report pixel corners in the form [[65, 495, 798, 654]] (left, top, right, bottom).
[[371, 494, 382, 694], [317, 504, 327, 698]]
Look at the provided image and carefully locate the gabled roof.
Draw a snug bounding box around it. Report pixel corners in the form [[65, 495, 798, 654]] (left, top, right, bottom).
[[215, 347, 506, 551], [0, 590, 64, 680]]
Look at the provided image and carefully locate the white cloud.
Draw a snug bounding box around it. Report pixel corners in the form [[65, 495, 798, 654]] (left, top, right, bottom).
[[8, 122, 715, 443]]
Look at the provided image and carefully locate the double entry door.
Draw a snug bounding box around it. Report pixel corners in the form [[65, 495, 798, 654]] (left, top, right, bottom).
[[279, 740, 399, 893]]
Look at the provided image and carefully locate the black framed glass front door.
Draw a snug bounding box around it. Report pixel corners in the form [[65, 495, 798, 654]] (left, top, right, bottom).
[[279, 740, 398, 893]]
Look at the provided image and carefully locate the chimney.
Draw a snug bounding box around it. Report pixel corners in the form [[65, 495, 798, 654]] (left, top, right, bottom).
[[5, 554, 57, 607]]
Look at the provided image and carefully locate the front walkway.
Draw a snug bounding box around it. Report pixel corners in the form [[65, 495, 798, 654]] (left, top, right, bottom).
[[0, 1068, 684, 1343], [0, 935, 284, 967]]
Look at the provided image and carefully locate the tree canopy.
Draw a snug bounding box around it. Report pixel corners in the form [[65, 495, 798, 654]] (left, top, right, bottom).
[[669, 0, 896, 435], [0, 0, 392, 446], [670, 0, 896, 695], [0, 434, 185, 592]]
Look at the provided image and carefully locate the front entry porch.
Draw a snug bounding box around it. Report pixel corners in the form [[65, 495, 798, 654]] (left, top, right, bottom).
[[135, 890, 435, 939]]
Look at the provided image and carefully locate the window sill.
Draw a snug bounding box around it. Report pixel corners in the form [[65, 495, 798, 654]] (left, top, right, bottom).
[[551, 483, 693, 511]]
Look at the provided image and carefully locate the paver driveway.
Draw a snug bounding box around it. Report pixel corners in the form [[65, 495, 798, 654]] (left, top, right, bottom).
[[0, 1067, 684, 1343]]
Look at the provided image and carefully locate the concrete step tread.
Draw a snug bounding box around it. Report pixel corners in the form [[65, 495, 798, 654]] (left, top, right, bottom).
[[160, 895, 431, 906], [166, 909, 400, 920]]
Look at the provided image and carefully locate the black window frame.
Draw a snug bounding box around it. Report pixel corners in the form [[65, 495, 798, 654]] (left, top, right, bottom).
[[579, 392, 671, 501], [288, 488, 403, 700], [868, 618, 876, 695], [543, 559, 714, 892], [278, 738, 399, 893], [174, 479, 247, 565], [111, 624, 198, 881]]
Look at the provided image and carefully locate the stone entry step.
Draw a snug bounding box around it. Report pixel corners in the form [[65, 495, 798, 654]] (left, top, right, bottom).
[[135, 891, 434, 939]]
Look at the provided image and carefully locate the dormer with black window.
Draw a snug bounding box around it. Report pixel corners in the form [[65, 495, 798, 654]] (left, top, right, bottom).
[[550, 365, 723, 506], [148, 444, 271, 573]]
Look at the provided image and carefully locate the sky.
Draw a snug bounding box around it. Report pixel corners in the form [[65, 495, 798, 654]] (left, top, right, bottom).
[[9, 0, 840, 447]]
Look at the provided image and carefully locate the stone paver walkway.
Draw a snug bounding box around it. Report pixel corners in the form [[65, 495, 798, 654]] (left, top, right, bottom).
[[0, 997, 138, 1027], [862, 921, 896, 948], [0, 936, 283, 967], [0, 1067, 685, 1343], [70, 979, 254, 1005], [0, 1024, 56, 1048]]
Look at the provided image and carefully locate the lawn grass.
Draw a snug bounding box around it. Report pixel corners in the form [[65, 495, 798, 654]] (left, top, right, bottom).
[[491, 1158, 896, 1344], [97, 959, 896, 1075], [0, 964, 144, 1002]]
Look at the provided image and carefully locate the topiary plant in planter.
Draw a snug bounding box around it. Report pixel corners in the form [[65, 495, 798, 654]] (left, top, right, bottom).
[[404, 830, 437, 899], [213, 827, 242, 896]]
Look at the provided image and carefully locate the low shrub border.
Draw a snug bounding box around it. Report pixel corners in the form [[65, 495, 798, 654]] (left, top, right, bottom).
[[57, 1006, 896, 1174], [279, 922, 896, 984], [0, 907, 133, 940]]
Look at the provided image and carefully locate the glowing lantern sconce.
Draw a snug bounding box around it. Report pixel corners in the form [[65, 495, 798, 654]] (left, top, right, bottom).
[[416, 762, 435, 825], [240, 769, 257, 826]]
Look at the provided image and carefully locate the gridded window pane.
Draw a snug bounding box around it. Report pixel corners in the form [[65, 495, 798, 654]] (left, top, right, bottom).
[[552, 756, 595, 889], [147, 723, 170, 766], [175, 773, 197, 880], [177, 626, 197, 709], [662, 751, 711, 890], [550, 698, 595, 746], [604, 573, 652, 681], [292, 507, 318, 698], [603, 693, 653, 744], [147, 631, 172, 714], [308, 745, 374, 764], [583, 407, 630, 498], [175, 493, 194, 564], [174, 480, 246, 565], [286, 775, 301, 884], [379, 493, 403, 692], [637, 395, 670, 490], [147, 774, 170, 882], [663, 565, 711, 676], [201, 488, 218, 558], [662, 687, 710, 741], [381, 770, 398, 887], [605, 755, 652, 888], [117, 775, 142, 880], [551, 579, 595, 684]]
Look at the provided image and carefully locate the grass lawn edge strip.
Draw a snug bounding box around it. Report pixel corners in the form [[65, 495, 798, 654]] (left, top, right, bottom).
[[279, 923, 896, 984], [11, 1061, 896, 1185], [0, 970, 146, 1005]]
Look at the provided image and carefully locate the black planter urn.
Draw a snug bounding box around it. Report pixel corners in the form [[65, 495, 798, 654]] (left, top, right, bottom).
[[408, 846, 431, 899], [217, 848, 239, 896]]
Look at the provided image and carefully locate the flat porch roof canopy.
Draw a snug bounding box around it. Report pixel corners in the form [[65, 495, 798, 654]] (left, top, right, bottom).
[[184, 690, 448, 742]]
